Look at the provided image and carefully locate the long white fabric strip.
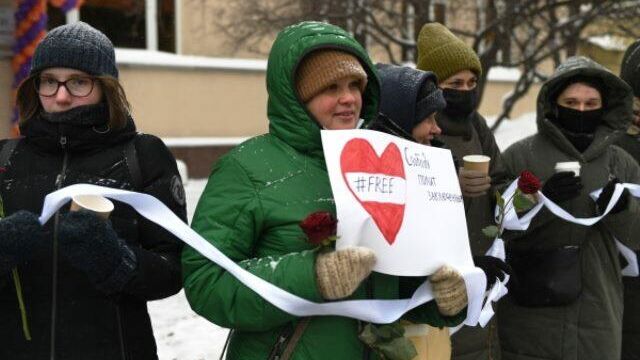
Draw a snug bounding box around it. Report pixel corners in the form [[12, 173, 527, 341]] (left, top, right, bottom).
[[500, 179, 640, 276], [478, 180, 640, 324], [40, 184, 486, 326]]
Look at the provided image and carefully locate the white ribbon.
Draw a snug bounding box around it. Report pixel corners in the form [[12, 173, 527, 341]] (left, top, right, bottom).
[[40, 184, 487, 327], [616, 240, 639, 277], [500, 179, 640, 277], [474, 179, 640, 327]]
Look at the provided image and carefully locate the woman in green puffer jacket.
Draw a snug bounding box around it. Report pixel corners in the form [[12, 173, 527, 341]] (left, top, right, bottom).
[[181, 22, 468, 360]]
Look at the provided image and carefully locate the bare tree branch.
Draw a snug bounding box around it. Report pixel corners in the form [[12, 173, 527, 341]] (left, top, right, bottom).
[[211, 0, 640, 132]]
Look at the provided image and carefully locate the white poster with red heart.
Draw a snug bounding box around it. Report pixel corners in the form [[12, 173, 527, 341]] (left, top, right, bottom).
[[321, 129, 474, 276]]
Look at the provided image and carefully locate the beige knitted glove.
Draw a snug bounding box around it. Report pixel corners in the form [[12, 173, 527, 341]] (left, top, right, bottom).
[[315, 247, 376, 300], [429, 265, 468, 316], [458, 168, 491, 197]]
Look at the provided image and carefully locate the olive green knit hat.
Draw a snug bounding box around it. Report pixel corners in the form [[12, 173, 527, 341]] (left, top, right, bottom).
[[416, 22, 482, 82]]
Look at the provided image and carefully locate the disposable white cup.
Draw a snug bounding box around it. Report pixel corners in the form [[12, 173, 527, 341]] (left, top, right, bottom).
[[554, 162, 581, 176], [69, 194, 114, 220], [463, 155, 491, 174]]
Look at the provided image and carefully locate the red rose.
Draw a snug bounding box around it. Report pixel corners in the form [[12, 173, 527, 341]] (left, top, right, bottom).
[[300, 211, 338, 246], [518, 170, 541, 194]]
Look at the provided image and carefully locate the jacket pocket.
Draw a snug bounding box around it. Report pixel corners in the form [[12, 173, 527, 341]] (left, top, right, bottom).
[[507, 245, 582, 307]]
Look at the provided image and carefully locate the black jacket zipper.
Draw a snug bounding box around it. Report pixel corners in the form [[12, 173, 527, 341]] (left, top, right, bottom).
[[50, 135, 129, 360], [50, 135, 68, 360], [116, 305, 127, 360]]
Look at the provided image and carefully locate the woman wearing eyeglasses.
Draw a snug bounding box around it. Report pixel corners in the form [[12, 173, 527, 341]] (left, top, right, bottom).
[[0, 22, 186, 360]]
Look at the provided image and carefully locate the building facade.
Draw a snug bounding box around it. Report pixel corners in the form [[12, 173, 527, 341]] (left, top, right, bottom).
[[0, 0, 542, 178]]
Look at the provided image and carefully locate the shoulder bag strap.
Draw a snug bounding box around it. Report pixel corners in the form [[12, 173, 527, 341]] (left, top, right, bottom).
[[123, 135, 143, 191]]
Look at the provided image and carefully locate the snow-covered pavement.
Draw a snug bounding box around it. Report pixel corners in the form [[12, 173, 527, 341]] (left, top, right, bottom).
[[148, 178, 229, 360], [149, 113, 538, 359]]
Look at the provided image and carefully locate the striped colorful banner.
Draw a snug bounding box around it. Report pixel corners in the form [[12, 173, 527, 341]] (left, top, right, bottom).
[[11, 0, 83, 136]]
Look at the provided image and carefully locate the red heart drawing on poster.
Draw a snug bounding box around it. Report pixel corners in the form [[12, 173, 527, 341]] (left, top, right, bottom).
[[340, 138, 406, 245]]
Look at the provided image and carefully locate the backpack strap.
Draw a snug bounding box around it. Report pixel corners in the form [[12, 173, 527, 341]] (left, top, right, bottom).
[[123, 135, 143, 191], [0, 139, 20, 292], [0, 139, 20, 171], [0, 138, 20, 198]]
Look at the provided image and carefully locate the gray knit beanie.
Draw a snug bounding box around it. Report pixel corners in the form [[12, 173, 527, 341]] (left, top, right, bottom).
[[30, 22, 118, 78]]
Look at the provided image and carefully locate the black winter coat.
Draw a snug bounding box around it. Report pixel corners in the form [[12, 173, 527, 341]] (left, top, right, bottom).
[[614, 124, 640, 360], [0, 107, 186, 360]]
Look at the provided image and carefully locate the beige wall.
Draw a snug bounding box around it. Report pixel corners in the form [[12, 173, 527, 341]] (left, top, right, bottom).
[[578, 41, 625, 75], [117, 63, 536, 138], [181, 0, 271, 58], [480, 81, 541, 119], [118, 65, 269, 137]]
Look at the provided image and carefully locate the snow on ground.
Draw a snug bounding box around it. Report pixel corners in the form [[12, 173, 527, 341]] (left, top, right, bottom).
[[487, 112, 537, 151], [148, 179, 230, 360], [586, 35, 629, 52], [149, 112, 537, 359], [116, 48, 267, 71]]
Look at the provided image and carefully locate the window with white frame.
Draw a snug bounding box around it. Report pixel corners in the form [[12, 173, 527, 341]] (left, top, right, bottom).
[[48, 0, 176, 53]]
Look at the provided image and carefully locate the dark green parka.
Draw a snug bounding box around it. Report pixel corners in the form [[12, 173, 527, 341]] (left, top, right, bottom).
[[614, 97, 640, 360], [436, 101, 508, 360], [181, 22, 463, 360], [498, 56, 640, 360]]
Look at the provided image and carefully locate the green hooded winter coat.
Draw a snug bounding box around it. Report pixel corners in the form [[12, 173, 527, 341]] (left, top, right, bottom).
[[498, 56, 640, 360], [182, 22, 465, 360]]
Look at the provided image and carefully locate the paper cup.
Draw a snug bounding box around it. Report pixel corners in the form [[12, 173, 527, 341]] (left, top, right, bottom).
[[463, 155, 491, 174], [70, 194, 114, 220], [554, 161, 581, 176]]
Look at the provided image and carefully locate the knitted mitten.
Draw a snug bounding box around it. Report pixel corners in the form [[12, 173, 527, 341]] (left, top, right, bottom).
[[430, 265, 468, 316], [58, 211, 137, 294], [0, 210, 47, 274], [315, 247, 376, 300]]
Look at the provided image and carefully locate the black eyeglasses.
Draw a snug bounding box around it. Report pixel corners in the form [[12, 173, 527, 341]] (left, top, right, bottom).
[[35, 75, 96, 97]]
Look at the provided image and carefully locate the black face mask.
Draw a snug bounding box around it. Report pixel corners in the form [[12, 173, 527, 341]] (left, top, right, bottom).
[[554, 105, 603, 134], [442, 88, 479, 119]]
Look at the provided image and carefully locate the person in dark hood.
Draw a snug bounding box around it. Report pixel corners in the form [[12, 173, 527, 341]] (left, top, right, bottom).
[[498, 56, 640, 360], [615, 38, 640, 360], [616, 39, 640, 166], [370, 63, 445, 146], [373, 63, 511, 281], [416, 23, 509, 360], [0, 22, 186, 359], [371, 63, 512, 359], [546, 75, 608, 152]]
